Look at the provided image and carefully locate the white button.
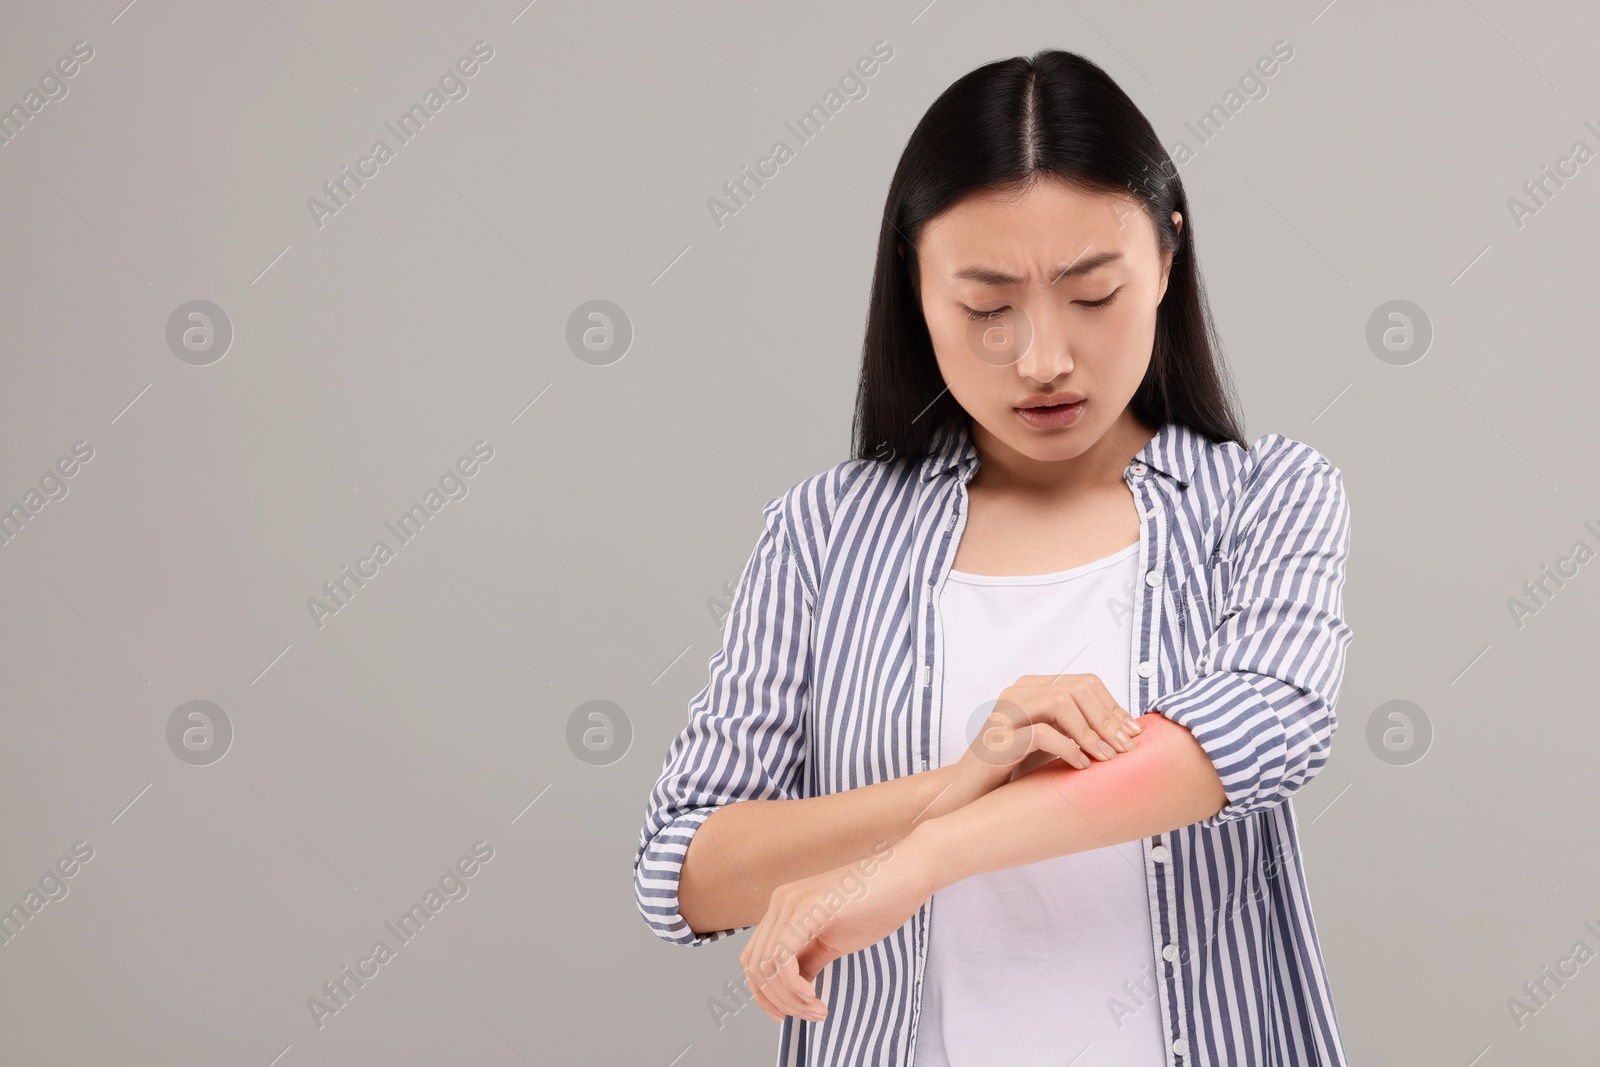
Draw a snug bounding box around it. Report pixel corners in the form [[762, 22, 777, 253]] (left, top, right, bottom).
[[1143, 508, 1157, 518], [1145, 570, 1161, 587], [1137, 661, 1154, 678], [1172, 1036, 1189, 1057], [1162, 943, 1179, 962], [1130, 463, 1146, 476], [1151, 844, 1170, 863]]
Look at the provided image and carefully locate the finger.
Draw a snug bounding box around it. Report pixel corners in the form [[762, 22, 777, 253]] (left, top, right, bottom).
[[1056, 677, 1125, 754], [1026, 723, 1092, 770], [755, 935, 814, 1019], [1095, 697, 1140, 749], [1075, 676, 1141, 749], [1090, 698, 1135, 754], [744, 962, 784, 1022], [750, 905, 815, 1020], [1062, 684, 1139, 758], [1011, 749, 1061, 777], [740, 920, 782, 1022], [757, 929, 811, 1017], [749, 957, 791, 1022], [1032, 674, 1141, 747], [772, 941, 826, 1018], [744, 905, 786, 1019], [1042, 693, 1118, 761], [796, 942, 841, 992]]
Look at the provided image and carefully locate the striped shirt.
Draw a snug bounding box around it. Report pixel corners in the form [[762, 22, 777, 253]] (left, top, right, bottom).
[[634, 417, 1355, 1067]]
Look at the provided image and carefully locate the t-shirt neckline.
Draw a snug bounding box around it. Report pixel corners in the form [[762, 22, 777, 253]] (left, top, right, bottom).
[[947, 540, 1139, 586]]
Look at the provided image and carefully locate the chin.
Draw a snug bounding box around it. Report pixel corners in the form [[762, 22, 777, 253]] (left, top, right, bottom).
[[995, 429, 1089, 461]]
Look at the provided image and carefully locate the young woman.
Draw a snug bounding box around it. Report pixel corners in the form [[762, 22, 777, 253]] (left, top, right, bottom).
[[635, 49, 1353, 1067]]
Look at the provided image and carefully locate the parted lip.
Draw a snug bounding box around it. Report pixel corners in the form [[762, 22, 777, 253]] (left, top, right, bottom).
[[1015, 393, 1085, 409]]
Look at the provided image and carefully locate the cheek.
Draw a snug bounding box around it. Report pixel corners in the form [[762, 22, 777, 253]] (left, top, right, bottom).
[[929, 315, 999, 401], [926, 309, 968, 373], [929, 305, 971, 351], [1095, 292, 1153, 345], [1104, 302, 1158, 381], [936, 314, 1005, 379]]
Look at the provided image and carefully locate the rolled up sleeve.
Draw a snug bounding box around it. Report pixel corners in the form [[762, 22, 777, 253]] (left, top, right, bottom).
[[1154, 439, 1353, 830], [633, 493, 814, 946]]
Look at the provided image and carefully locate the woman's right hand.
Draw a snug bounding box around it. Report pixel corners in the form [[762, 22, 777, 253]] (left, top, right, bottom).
[[965, 673, 1143, 787], [914, 673, 1142, 825]]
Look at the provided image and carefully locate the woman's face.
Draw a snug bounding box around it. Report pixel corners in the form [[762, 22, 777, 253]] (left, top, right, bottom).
[[911, 177, 1179, 470]]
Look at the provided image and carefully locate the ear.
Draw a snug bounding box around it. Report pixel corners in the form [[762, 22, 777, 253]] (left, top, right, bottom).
[[897, 240, 905, 260], [1157, 211, 1183, 302]]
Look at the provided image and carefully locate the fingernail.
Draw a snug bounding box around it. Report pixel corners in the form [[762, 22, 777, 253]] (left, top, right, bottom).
[[1097, 740, 1115, 760], [1126, 717, 1143, 734]]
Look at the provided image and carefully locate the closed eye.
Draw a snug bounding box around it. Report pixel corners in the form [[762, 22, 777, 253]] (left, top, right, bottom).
[[960, 288, 1122, 321], [1078, 288, 1121, 309]]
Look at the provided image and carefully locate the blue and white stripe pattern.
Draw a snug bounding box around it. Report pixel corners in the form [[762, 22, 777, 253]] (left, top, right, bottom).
[[635, 418, 1355, 1067]]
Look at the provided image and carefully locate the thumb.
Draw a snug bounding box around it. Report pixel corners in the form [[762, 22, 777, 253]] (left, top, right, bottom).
[[795, 935, 844, 982]]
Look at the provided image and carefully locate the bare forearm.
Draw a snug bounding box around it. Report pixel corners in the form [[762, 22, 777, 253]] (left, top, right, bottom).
[[678, 763, 978, 935], [907, 713, 1227, 891]]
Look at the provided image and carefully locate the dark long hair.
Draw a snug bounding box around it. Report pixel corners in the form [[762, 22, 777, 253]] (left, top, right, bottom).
[[851, 49, 1246, 463]]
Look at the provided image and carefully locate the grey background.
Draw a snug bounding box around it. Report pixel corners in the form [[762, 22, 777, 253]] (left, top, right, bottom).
[[1, 0, 1596, 1064]]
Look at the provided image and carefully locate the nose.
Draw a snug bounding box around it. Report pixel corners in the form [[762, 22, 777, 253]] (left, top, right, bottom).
[[1013, 302, 1074, 381]]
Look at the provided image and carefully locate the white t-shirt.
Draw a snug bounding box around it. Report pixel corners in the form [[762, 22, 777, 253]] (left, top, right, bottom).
[[915, 541, 1167, 1066]]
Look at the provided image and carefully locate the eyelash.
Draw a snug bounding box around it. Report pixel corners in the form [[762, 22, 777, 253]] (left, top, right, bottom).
[[962, 288, 1122, 320]]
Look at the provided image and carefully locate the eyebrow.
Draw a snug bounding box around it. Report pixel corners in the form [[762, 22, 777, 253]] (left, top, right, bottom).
[[952, 250, 1124, 287]]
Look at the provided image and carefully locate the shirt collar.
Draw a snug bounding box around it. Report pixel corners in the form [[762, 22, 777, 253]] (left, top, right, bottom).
[[919, 417, 1202, 488]]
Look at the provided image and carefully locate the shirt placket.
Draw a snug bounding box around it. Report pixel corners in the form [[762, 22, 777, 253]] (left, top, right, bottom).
[[905, 466, 970, 1067], [906, 455, 1191, 1067], [1128, 458, 1191, 1066]]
